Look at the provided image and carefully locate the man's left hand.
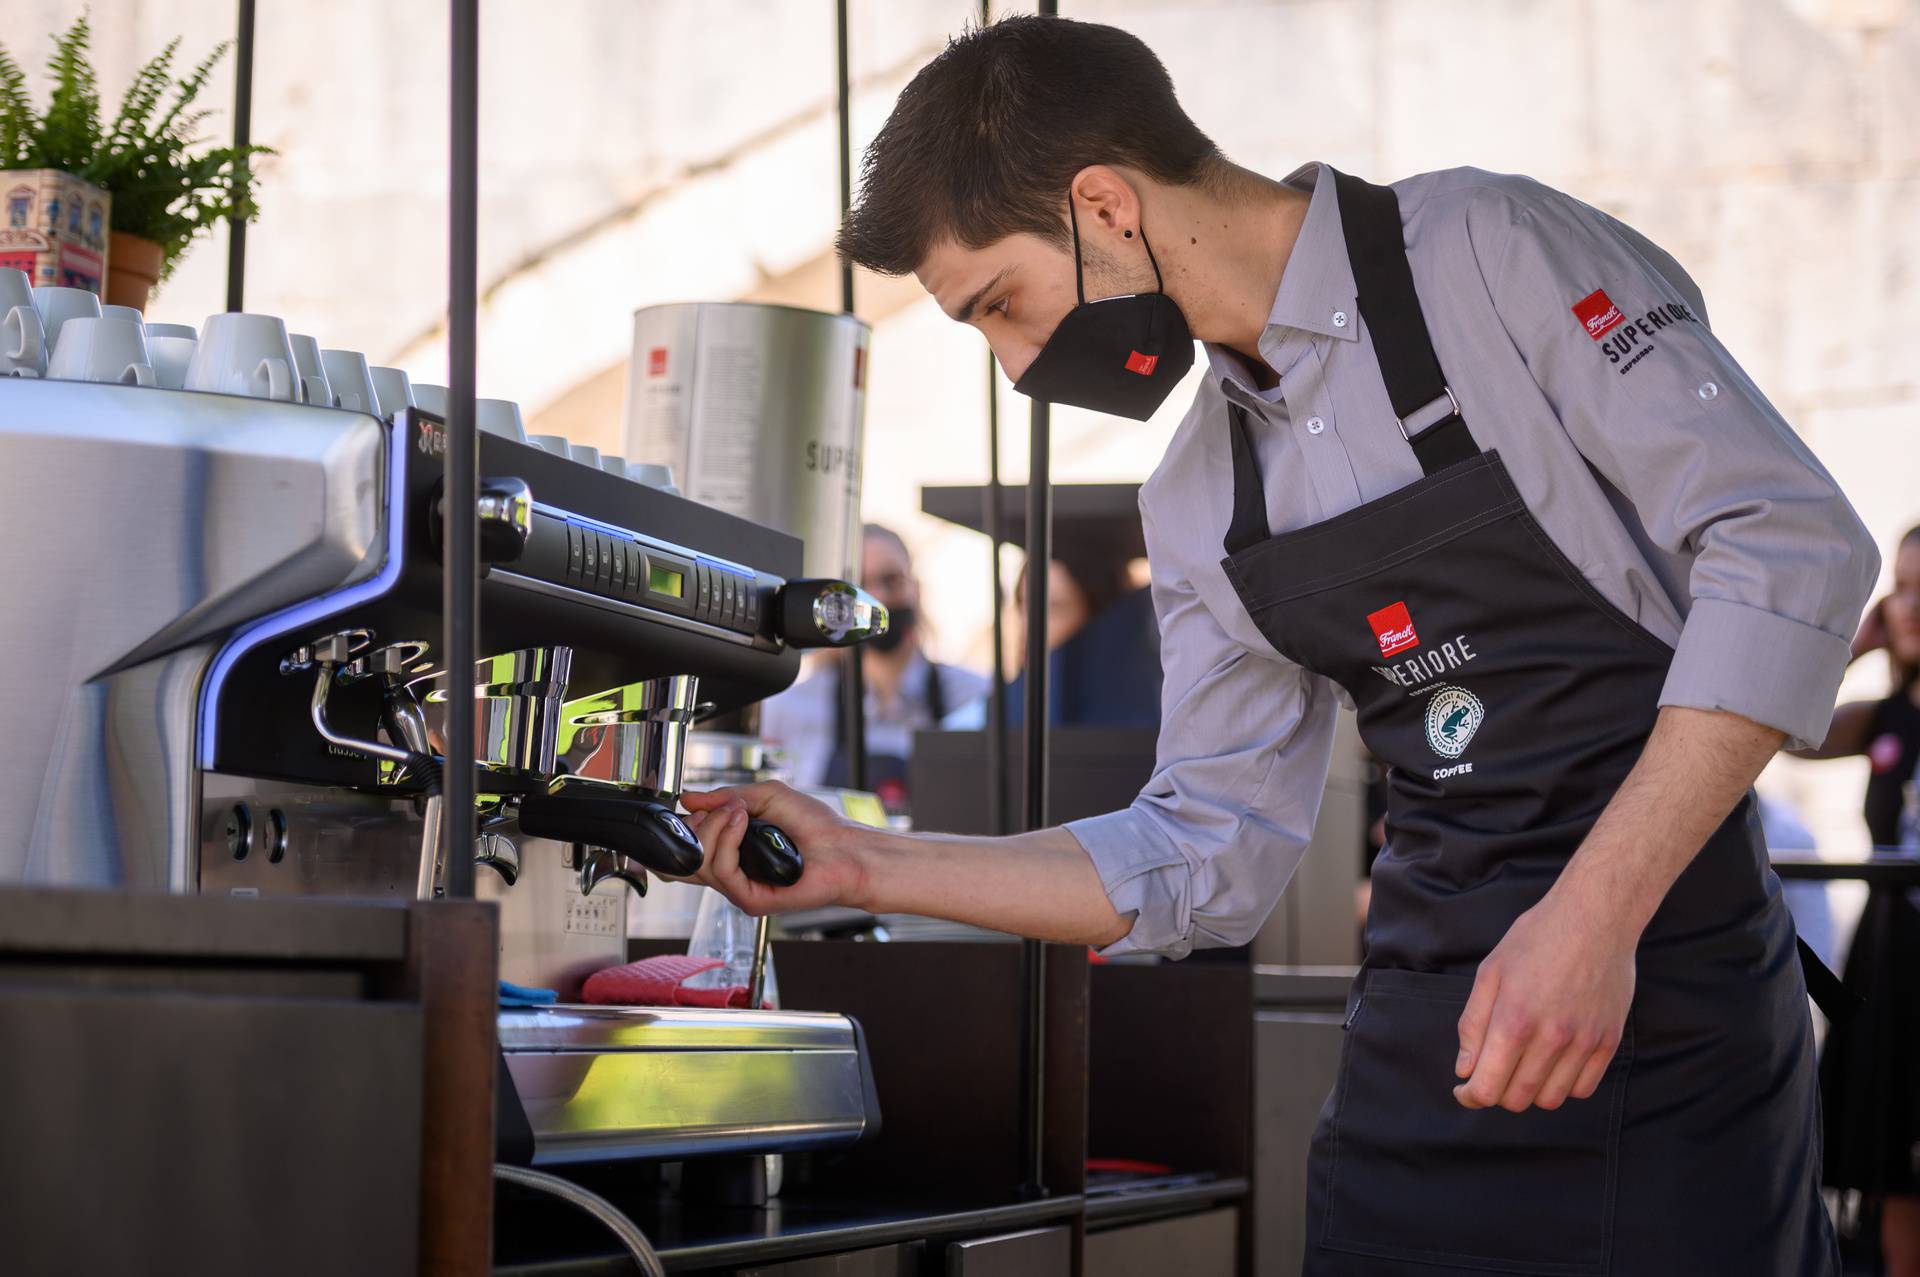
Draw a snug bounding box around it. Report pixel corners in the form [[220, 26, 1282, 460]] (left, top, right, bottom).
[[1452, 893, 1636, 1112]]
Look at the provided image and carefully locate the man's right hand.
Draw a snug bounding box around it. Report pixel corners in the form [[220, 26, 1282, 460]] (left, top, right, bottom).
[[677, 782, 872, 917]]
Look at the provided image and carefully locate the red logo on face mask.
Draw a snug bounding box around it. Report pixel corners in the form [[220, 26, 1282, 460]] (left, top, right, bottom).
[[1368, 601, 1419, 658], [1124, 350, 1158, 376], [1571, 289, 1625, 340]]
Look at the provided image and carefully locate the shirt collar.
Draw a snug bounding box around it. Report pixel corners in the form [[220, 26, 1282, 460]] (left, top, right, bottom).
[[1206, 161, 1361, 396]]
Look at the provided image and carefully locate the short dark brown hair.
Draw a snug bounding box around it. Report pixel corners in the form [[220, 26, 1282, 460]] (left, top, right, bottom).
[[837, 15, 1224, 276]]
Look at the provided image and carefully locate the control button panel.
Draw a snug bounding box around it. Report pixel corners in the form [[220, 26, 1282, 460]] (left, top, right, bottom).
[[517, 510, 772, 638]]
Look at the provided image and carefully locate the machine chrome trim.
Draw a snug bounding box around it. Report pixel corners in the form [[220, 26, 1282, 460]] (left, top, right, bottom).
[[498, 1005, 861, 1052], [196, 410, 405, 768], [499, 1004, 875, 1165]]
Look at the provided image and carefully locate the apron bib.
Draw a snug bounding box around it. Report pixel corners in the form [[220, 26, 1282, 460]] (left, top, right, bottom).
[[1222, 172, 1835, 1275]]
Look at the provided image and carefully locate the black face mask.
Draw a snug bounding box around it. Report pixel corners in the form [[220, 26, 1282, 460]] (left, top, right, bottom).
[[1011, 201, 1194, 421], [865, 603, 915, 654]]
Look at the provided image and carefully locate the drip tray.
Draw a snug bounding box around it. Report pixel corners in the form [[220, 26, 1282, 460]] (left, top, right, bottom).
[[498, 1004, 881, 1166]]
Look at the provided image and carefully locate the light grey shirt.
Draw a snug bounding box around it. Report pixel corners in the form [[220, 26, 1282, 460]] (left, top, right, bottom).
[[761, 652, 990, 787], [1066, 163, 1879, 959]]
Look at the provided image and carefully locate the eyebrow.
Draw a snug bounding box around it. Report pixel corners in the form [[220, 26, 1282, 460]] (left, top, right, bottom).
[[949, 265, 1015, 323]]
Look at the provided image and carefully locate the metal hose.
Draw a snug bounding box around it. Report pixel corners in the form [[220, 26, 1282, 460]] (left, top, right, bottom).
[[493, 1163, 666, 1277]]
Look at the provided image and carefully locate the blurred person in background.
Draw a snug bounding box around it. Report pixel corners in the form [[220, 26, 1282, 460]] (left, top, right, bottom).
[[1794, 522, 1920, 1277], [760, 524, 987, 814], [947, 545, 1161, 728]]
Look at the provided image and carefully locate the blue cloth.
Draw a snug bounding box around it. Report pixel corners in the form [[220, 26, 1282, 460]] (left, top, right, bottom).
[[498, 979, 559, 1007], [1003, 586, 1161, 728]]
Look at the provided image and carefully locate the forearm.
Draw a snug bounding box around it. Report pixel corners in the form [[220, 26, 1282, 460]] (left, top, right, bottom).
[[847, 824, 1133, 948], [1551, 705, 1785, 936]]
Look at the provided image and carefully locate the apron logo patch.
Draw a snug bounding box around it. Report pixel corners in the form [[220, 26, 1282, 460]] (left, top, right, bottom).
[[1124, 350, 1158, 376], [1572, 289, 1626, 340], [1368, 601, 1420, 658], [1424, 685, 1485, 759]]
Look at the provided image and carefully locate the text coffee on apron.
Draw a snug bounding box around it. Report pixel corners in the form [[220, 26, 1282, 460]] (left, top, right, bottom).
[[1222, 173, 1835, 1275]]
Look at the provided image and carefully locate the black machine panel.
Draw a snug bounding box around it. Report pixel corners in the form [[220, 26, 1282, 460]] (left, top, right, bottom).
[[204, 412, 804, 789]]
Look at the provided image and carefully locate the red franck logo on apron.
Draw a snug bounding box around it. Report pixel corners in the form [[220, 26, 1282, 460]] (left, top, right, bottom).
[[1123, 350, 1158, 376], [1571, 289, 1626, 340], [1368, 601, 1420, 658]]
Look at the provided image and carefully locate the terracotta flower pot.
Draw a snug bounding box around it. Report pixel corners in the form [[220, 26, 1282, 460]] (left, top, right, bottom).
[[105, 232, 164, 312]]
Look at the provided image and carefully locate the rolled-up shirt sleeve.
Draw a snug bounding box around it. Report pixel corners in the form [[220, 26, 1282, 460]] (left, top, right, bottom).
[[1471, 183, 1879, 748], [1065, 498, 1340, 959]]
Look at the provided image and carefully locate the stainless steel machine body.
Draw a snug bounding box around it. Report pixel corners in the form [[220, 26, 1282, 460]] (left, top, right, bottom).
[[0, 377, 879, 1165]]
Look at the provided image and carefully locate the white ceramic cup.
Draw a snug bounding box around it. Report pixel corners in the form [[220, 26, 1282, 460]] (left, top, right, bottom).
[[144, 321, 197, 342], [630, 462, 678, 491], [411, 383, 448, 417], [321, 349, 381, 415], [101, 304, 146, 329], [476, 398, 527, 441], [46, 315, 155, 385], [288, 333, 334, 407], [184, 312, 298, 401], [527, 433, 569, 455], [599, 455, 630, 478], [368, 366, 414, 419], [31, 285, 102, 353], [566, 443, 602, 468], [0, 267, 46, 377], [149, 335, 197, 390]]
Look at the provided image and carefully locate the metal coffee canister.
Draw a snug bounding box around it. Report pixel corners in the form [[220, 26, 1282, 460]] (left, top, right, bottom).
[[623, 302, 870, 581]]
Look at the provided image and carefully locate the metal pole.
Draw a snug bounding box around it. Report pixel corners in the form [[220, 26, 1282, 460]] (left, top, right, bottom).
[[440, 0, 480, 901], [223, 0, 256, 313], [984, 354, 1007, 835], [834, 0, 868, 792], [1017, 0, 1057, 1198], [981, 7, 1007, 840]]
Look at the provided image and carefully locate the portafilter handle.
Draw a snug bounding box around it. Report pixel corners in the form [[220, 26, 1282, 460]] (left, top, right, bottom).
[[516, 784, 705, 878], [774, 579, 889, 649]]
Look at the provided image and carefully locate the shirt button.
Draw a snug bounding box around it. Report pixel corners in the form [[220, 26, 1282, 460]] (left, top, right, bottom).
[[1331, 310, 1349, 329], [1697, 381, 1719, 401], [1305, 416, 1326, 435]]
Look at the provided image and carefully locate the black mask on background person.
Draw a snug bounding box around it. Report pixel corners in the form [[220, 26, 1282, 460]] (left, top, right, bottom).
[[1012, 199, 1195, 421], [865, 604, 915, 654]]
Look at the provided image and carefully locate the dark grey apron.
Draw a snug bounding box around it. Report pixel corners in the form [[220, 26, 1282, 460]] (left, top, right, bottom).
[[1221, 172, 1835, 1275]]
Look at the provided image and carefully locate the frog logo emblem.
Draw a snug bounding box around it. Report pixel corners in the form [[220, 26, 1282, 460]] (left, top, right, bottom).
[[1424, 685, 1484, 759]]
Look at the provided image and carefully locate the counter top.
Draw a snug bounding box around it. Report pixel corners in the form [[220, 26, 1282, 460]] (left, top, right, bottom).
[[493, 1184, 1085, 1274], [1770, 852, 1920, 887]]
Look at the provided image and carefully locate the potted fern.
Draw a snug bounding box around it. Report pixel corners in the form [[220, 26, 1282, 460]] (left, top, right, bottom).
[[0, 15, 270, 309]]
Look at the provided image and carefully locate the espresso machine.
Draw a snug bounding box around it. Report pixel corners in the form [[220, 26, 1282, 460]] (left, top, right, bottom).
[[0, 374, 885, 1168]]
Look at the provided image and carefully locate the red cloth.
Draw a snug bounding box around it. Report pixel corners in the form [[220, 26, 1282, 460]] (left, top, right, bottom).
[[581, 954, 765, 1009]]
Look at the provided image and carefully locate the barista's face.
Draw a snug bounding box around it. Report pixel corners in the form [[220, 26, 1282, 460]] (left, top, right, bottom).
[[862, 534, 919, 615], [1888, 538, 1920, 666], [914, 183, 1148, 382]]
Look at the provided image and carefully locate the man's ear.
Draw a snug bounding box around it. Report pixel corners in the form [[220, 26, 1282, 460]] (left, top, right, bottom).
[[1068, 165, 1140, 240]]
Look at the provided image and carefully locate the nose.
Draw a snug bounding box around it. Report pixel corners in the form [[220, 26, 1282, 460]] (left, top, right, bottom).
[[990, 335, 1041, 383]]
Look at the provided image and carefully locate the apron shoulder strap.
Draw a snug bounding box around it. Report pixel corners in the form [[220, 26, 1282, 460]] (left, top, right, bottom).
[[1330, 170, 1481, 476], [1223, 403, 1270, 557]]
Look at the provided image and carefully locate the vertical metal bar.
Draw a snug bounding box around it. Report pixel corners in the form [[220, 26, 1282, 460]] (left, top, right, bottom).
[[223, 0, 256, 313], [440, 0, 480, 901], [835, 0, 868, 792], [984, 354, 1007, 835], [1017, 0, 1057, 1209], [981, 3, 1007, 840]]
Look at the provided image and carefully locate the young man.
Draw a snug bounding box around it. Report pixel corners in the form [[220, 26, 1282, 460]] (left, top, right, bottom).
[[682, 16, 1876, 1272]]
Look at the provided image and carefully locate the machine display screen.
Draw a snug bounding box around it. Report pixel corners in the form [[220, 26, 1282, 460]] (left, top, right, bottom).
[[648, 562, 684, 599]]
